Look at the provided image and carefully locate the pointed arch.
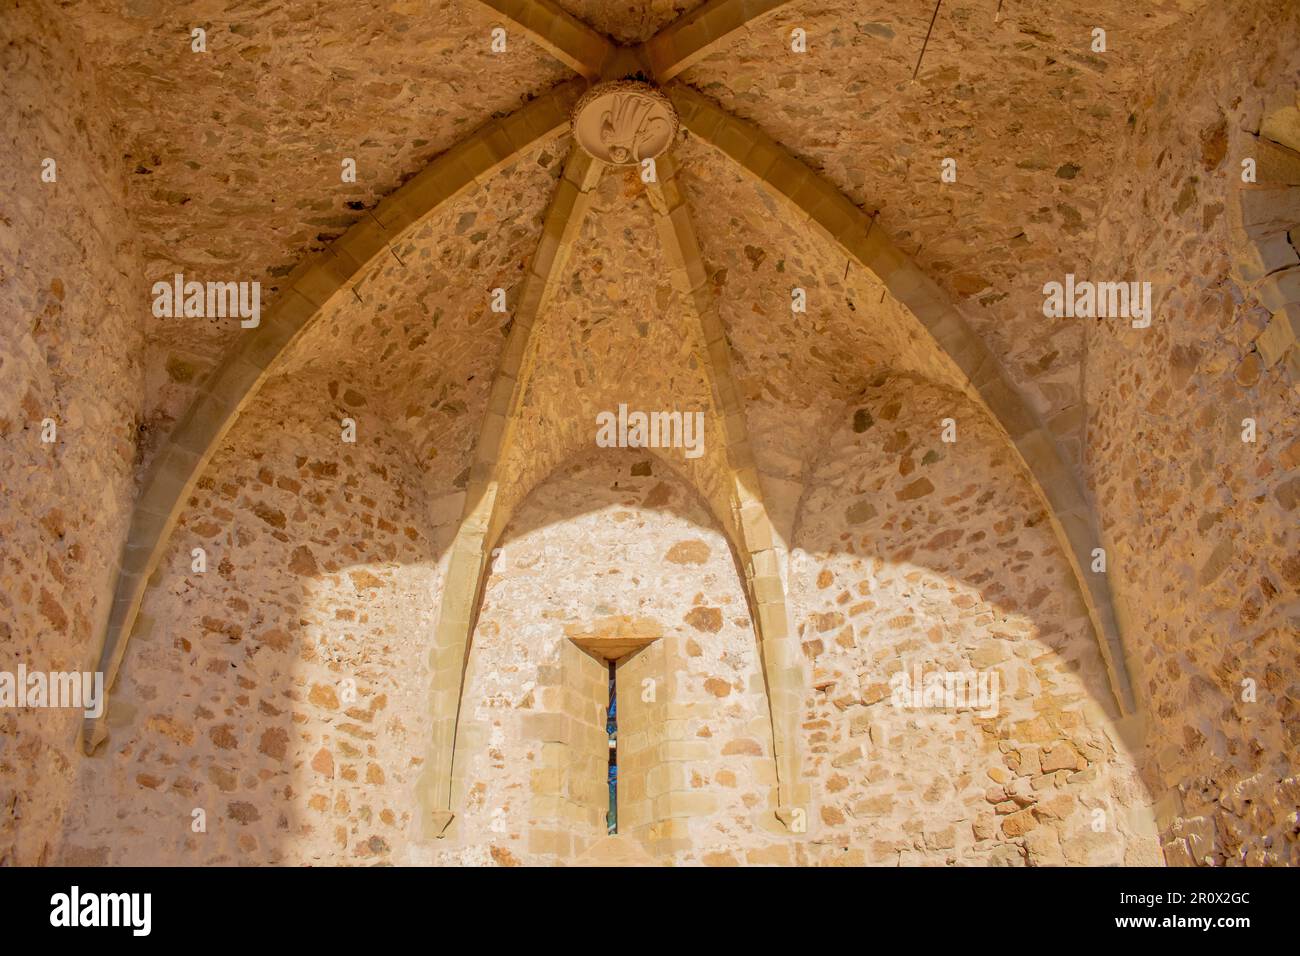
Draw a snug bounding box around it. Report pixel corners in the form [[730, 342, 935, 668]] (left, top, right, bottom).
[[666, 83, 1138, 720], [416, 144, 606, 835], [82, 81, 586, 753], [645, 151, 804, 827]]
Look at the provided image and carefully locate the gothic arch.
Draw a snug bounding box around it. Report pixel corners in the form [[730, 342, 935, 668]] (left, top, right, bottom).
[[444, 447, 785, 860], [85, 0, 1133, 826], [786, 374, 1160, 863], [669, 85, 1139, 722], [419, 418, 802, 837], [82, 83, 584, 753]]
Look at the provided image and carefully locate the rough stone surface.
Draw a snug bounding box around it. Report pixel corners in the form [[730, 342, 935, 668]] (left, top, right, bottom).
[[553, 0, 708, 45], [424, 452, 781, 865], [681, 0, 1215, 463], [60, 374, 443, 864], [790, 377, 1156, 865], [281, 138, 565, 492], [3, 0, 1297, 868], [503, 167, 735, 532], [1085, 0, 1300, 867], [69, 0, 572, 449], [0, 2, 144, 865]]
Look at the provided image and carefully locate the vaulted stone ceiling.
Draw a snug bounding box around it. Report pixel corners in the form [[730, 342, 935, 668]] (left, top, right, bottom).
[[677, 134, 964, 479], [75, 0, 1241, 753], [553, 0, 710, 43], [66, 0, 571, 432], [679, 0, 1213, 458], [278, 140, 564, 493], [12, 0, 1297, 869], [64, 0, 1216, 463]]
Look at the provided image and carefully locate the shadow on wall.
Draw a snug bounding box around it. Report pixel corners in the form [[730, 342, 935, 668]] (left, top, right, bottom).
[[57, 372, 447, 865], [52, 369, 1159, 866], [788, 371, 1159, 866], [430, 448, 785, 867]]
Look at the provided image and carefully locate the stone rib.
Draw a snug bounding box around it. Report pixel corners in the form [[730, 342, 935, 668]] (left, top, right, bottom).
[[668, 83, 1138, 719], [471, 0, 616, 79], [416, 145, 606, 836], [82, 81, 587, 754], [645, 150, 805, 827], [642, 0, 795, 83]]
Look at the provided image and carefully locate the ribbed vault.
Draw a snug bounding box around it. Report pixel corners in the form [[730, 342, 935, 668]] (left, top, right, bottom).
[[75, 0, 1237, 842]]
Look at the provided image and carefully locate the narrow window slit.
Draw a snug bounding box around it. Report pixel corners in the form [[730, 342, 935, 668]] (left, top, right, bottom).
[[607, 660, 617, 835]]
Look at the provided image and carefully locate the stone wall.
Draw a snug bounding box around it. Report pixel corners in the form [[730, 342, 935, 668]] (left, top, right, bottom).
[[1085, 0, 1300, 866], [680, 0, 1212, 464], [4, 0, 1296, 869], [678, 133, 965, 491], [501, 168, 736, 537], [553, 0, 706, 45], [280, 137, 564, 494], [789, 375, 1158, 865], [58, 373, 447, 865], [64, 0, 572, 441], [0, 2, 143, 865], [427, 372, 1164, 867], [425, 451, 784, 866]]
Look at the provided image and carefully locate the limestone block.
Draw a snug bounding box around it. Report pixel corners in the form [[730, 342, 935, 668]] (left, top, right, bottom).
[[1254, 135, 1300, 185], [1256, 264, 1300, 310], [1232, 186, 1300, 230], [1256, 304, 1300, 366], [1261, 88, 1300, 152]]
